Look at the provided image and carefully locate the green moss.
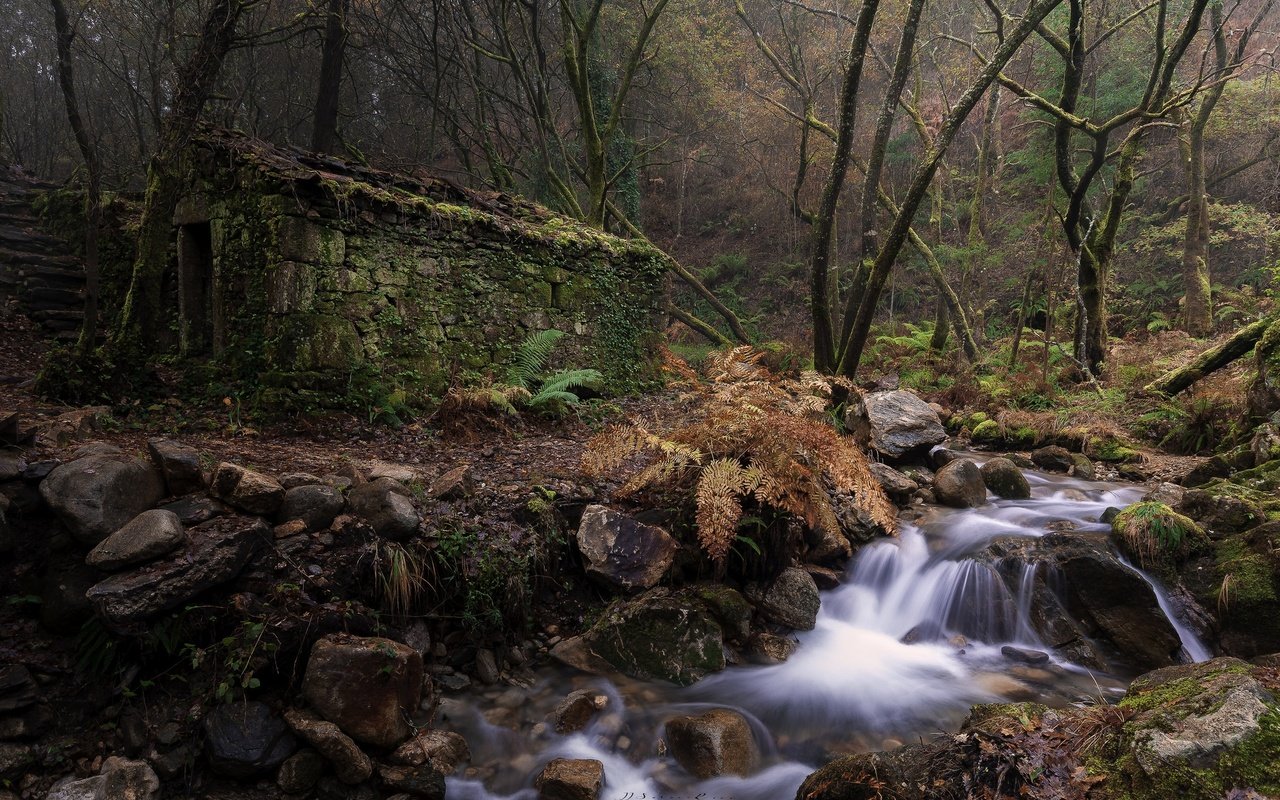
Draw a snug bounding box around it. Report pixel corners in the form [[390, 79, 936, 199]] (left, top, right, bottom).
[[1118, 661, 1252, 714], [1112, 502, 1208, 580], [972, 419, 1000, 443], [1092, 438, 1142, 463], [1215, 709, 1280, 795]]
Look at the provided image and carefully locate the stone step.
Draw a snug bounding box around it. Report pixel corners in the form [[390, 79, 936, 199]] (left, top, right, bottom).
[[17, 266, 85, 288], [0, 247, 80, 270], [22, 286, 83, 305]]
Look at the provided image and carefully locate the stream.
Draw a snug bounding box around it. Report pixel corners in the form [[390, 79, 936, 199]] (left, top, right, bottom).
[[440, 463, 1210, 800]]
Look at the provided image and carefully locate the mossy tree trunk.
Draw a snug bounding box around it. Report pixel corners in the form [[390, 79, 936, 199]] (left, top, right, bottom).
[[109, 0, 252, 370]]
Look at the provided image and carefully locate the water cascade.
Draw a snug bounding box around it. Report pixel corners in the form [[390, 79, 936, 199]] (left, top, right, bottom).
[[441, 466, 1210, 800]]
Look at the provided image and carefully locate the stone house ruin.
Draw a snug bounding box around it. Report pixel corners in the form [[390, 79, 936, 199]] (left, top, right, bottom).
[[170, 130, 666, 404]]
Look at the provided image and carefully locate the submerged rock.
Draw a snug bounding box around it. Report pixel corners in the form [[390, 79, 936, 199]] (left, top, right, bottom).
[[980, 457, 1030, 500]]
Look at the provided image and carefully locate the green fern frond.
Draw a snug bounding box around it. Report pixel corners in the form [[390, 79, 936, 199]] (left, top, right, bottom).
[[505, 329, 565, 388], [539, 368, 604, 396]]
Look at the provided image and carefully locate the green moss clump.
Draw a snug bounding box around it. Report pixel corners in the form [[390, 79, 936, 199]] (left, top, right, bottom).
[[1112, 501, 1207, 580], [1092, 437, 1142, 463], [972, 419, 1000, 443]]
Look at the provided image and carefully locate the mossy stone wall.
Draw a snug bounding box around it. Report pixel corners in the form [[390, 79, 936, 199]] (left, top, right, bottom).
[[178, 148, 665, 407]]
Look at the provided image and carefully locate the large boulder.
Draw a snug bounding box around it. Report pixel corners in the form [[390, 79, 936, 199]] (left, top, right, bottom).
[[980, 457, 1030, 500], [1110, 501, 1208, 581], [984, 533, 1182, 672], [348, 478, 420, 540], [575, 505, 678, 592], [86, 510, 185, 571], [282, 708, 371, 785], [847, 390, 946, 459], [203, 701, 297, 779], [1176, 489, 1265, 537], [302, 634, 423, 748], [1183, 522, 1280, 658], [747, 566, 820, 631], [934, 459, 987, 508], [664, 707, 759, 779], [277, 484, 345, 532], [211, 463, 285, 516], [40, 451, 165, 545], [551, 588, 726, 686], [146, 438, 205, 496], [1030, 445, 1074, 473], [85, 516, 265, 633]]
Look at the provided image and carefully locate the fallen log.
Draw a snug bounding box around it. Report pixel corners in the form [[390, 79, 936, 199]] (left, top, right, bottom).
[[1143, 317, 1272, 397]]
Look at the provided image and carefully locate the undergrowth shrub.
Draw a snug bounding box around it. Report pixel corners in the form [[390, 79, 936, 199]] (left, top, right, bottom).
[[581, 346, 896, 563]]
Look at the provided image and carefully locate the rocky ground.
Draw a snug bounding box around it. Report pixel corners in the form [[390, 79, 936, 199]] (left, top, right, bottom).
[[3, 319, 1280, 800]]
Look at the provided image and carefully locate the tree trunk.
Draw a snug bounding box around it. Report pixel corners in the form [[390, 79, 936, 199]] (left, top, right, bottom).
[[1144, 317, 1272, 396], [50, 0, 102, 354], [929, 296, 950, 352], [110, 0, 250, 367], [311, 0, 349, 155]]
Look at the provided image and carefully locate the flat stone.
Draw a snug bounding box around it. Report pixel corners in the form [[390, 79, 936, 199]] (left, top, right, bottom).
[[86, 510, 185, 571], [534, 758, 603, 800], [282, 708, 371, 785]]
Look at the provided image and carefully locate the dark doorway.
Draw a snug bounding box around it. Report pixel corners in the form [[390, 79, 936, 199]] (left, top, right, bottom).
[[178, 222, 213, 356]]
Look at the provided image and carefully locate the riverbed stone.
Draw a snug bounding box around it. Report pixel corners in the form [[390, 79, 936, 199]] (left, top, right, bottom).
[[282, 708, 371, 785], [980, 458, 1030, 499], [389, 730, 470, 773], [868, 462, 918, 504], [203, 701, 297, 779], [277, 484, 345, 531], [86, 510, 185, 570], [549, 690, 608, 735], [749, 567, 820, 631], [302, 633, 423, 748], [847, 390, 947, 459], [534, 758, 603, 800], [1000, 645, 1049, 665], [378, 764, 446, 798], [1031, 445, 1074, 473], [348, 478, 420, 540], [276, 749, 324, 794], [40, 452, 165, 545], [85, 515, 265, 633], [575, 505, 678, 592], [935, 459, 987, 508], [212, 463, 285, 516], [665, 708, 759, 779]]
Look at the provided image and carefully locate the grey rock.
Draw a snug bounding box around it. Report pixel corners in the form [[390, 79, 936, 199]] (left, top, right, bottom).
[[40, 454, 165, 545], [665, 707, 759, 779], [935, 459, 988, 508], [211, 463, 285, 516], [86, 510, 185, 571], [278, 484, 345, 531], [146, 438, 205, 496], [348, 478, 420, 540], [980, 458, 1030, 500], [868, 462, 919, 505], [280, 472, 323, 489], [86, 516, 265, 632], [750, 567, 820, 631], [575, 505, 679, 592], [389, 730, 470, 773], [847, 390, 947, 459], [204, 701, 297, 779], [549, 690, 608, 735]]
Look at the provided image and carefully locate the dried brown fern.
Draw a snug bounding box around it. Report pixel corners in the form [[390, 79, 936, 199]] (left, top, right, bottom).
[[582, 347, 896, 561]]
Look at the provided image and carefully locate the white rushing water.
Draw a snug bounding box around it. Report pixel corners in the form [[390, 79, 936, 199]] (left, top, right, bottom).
[[443, 464, 1212, 799]]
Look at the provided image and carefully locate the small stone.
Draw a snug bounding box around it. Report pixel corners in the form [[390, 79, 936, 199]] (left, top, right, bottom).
[[280, 473, 323, 489], [204, 701, 297, 779], [1001, 645, 1051, 665], [277, 748, 324, 794], [282, 708, 372, 785], [534, 758, 603, 800], [475, 649, 500, 685], [212, 463, 285, 516], [274, 519, 308, 539], [550, 689, 608, 735], [665, 708, 759, 779], [389, 730, 470, 773], [277, 484, 345, 531], [430, 465, 474, 500]]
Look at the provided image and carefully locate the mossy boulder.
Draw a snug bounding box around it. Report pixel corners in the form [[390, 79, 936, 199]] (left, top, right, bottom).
[[1111, 501, 1208, 582], [1185, 523, 1280, 658], [1247, 318, 1280, 418], [971, 418, 1000, 444], [1090, 437, 1142, 463], [980, 457, 1030, 499]]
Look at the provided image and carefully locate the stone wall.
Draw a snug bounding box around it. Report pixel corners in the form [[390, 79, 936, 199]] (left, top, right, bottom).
[[174, 132, 666, 407]]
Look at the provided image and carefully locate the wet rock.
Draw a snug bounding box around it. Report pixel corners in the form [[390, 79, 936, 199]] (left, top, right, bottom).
[[47, 757, 159, 800], [664, 708, 759, 779], [302, 633, 423, 748], [378, 764, 445, 798], [980, 458, 1030, 500], [390, 730, 470, 772], [40, 452, 165, 545], [534, 758, 603, 800], [549, 690, 608, 735], [203, 701, 296, 779], [475, 648, 500, 685], [282, 708, 372, 785], [277, 749, 324, 794], [430, 465, 473, 500], [1177, 489, 1264, 537], [86, 510, 185, 571], [1000, 645, 1050, 665], [277, 484, 345, 531], [211, 463, 285, 516], [575, 505, 678, 592], [552, 588, 725, 686], [934, 459, 987, 508], [847, 390, 947, 459], [348, 478, 420, 540], [86, 516, 265, 633], [749, 632, 797, 663], [749, 567, 820, 631], [158, 495, 226, 526], [1069, 453, 1096, 480], [146, 438, 204, 496], [867, 462, 918, 504], [1031, 446, 1074, 473]]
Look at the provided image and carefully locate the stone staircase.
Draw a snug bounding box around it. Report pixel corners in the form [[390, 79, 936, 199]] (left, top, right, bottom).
[[0, 167, 86, 336]]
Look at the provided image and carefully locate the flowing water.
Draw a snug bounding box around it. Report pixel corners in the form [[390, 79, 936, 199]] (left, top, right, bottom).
[[441, 463, 1211, 800]]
